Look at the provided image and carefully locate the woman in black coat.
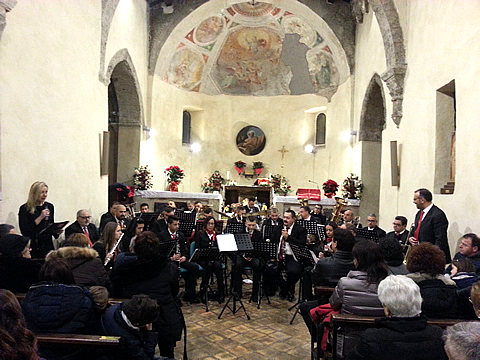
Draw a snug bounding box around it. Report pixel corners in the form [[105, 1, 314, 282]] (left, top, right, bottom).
[[18, 181, 61, 258], [0, 234, 40, 293], [194, 216, 225, 303], [110, 231, 183, 359]]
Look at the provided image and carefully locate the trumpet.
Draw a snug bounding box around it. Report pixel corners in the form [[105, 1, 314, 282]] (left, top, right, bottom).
[[104, 233, 124, 266]]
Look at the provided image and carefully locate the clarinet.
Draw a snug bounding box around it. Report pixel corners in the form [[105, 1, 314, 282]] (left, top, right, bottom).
[[104, 233, 124, 266]]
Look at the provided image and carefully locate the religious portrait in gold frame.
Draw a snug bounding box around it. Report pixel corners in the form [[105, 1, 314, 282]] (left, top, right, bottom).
[[236, 126, 266, 156]]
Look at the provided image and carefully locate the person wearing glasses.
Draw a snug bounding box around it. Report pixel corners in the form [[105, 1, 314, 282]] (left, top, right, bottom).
[[65, 209, 100, 246]]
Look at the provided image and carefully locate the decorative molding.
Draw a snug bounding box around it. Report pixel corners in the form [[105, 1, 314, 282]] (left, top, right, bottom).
[[99, 0, 120, 84], [370, 0, 407, 127], [351, 0, 369, 24], [0, 0, 17, 41]]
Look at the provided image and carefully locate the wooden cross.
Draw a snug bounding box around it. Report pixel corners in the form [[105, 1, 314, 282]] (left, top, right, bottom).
[[278, 146, 288, 169]]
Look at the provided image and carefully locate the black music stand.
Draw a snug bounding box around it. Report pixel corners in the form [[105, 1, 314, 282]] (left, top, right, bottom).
[[158, 239, 177, 258], [288, 243, 317, 324], [190, 247, 221, 312], [177, 211, 196, 238], [217, 233, 253, 320], [137, 212, 159, 232], [262, 223, 277, 241], [225, 222, 245, 234], [356, 228, 380, 243], [316, 224, 327, 241], [297, 219, 318, 235], [250, 242, 277, 308]]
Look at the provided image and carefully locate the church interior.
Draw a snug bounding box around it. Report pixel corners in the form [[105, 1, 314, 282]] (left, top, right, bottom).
[[2, 0, 480, 359]]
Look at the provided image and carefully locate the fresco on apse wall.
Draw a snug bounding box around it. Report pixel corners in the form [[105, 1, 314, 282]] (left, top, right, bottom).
[[163, 2, 342, 99]]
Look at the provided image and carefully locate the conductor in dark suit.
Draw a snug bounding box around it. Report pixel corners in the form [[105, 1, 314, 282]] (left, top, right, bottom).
[[409, 188, 451, 263], [64, 209, 100, 246], [272, 210, 307, 301], [385, 215, 409, 246], [158, 215, 200, 303]]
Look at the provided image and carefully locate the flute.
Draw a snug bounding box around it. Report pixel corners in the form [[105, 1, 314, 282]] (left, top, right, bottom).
[[104, 233, 124, 266]]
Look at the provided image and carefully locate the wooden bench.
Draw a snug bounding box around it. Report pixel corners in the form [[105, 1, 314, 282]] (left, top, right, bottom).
[[330, 314, 464, 360]]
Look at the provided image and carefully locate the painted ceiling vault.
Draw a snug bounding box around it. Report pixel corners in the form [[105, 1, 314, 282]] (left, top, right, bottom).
[[160, 1, 350, 100]]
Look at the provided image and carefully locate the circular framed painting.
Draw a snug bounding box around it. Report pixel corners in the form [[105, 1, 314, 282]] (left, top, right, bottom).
[[236, 126, 266, 156]]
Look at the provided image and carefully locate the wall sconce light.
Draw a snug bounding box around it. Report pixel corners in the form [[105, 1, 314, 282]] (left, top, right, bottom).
[[341, 130, 357, 142], [190, 142, 201, 153], [305, 144, 317, 154], [143, 126, 157, 137]]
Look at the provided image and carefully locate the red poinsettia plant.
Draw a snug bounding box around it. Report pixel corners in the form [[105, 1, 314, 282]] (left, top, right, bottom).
[[234, 160, 246, 174], [165, 165, 185, 183], [322, 179, 339, 196]]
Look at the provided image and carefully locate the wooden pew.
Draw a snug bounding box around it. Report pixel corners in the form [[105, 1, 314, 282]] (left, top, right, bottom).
[[330, 313, 464, 360]]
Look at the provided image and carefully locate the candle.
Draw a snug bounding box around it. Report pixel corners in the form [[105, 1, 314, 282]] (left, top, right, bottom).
[[227, 171, 230, 180]]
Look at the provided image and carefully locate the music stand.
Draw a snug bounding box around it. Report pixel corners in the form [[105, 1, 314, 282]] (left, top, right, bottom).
[[288, 243, 317, 324], [262, 224, 276, 241], [137, 212, 159, 232], [316, 224, 327, 241], [296, 219, 318, 236], [190, 247, 221, 312], [225, 222, 245, 234], [177, 211, 196, 238], [251, 242, 277, 308], [356, 228, 380, 243], [158, 239, 177, 257], [217, 233, 253, 320]]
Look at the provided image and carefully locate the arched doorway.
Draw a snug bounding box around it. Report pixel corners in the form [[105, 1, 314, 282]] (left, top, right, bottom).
[[359, 74, 386, 219], [106, 56, 143, 188]]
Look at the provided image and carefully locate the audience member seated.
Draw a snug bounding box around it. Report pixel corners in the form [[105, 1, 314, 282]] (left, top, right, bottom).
[[449, 258, 477, 289], [300, 228, 356, 335], [159, 215, 200, 304], [110, 231, 183, 359], [99, 294, 160, 360], [379, 237, 408, 275], [93, 222, 122, 271], [349, 275, 448, 360], [0, 289, 42, 360], [46, 233, 111, 290], [121, 217, 145, 253], [231, 216, 266, 300], [64, 209, 100, 247], [0, 233, 40, 293], [443, 322, 480, 360], [406, 242, 458, 318], [195, 216, 225, 303], [0, 223, 15, 237], [469, 281, 480, 318], [22, 258, 97, 335], [329, 240, 388, 316], [451, 233, 480, 275]]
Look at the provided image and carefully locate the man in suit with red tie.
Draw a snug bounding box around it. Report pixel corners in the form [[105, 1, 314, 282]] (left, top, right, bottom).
[[409, 188, 451, 262], [159, 215, 200, 303], [64, 209, 100, 246]]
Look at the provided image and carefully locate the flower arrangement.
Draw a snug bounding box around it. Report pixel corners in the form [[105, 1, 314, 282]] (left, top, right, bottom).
[[252, 161, 264, 175], [201, 170, 226, 193], [234, 160, 246, 174], [165, 165, 185, 183], [322, 179, 339, 198], [271, 174, 292, 195], [165, 165, 184, 191], [342, 173, 363, 199], [133, 165, 153, 190]]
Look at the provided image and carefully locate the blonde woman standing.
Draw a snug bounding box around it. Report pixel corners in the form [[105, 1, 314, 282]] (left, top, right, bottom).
[[18, 181, 60, 258]]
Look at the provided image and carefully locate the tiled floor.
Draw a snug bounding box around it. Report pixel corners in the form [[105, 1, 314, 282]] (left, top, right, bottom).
[[175, 286, 311, 360]]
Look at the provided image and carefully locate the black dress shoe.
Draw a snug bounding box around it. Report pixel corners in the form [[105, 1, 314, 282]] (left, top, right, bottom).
[[286, 292, 295, 302], [218, 296, 225, 304]]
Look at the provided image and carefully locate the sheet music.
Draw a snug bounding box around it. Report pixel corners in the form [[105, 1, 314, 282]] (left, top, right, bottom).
[[216, 233, 238, 252]]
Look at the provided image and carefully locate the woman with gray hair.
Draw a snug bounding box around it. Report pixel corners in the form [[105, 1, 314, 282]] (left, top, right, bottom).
[[349, 275, 448, 359]]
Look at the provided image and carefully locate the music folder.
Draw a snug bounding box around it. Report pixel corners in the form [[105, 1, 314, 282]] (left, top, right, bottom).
[[217, 233, 253, 252], [39, 220, 69, 235]]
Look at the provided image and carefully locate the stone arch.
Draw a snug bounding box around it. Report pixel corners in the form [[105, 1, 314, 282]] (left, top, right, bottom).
[[106, 48, 144, 126], [0, 0, 17, 41], [359, 73, 386, 221], [106, 49, 143, 185], [99, 0, 120, 84], [369, 0, 407, 127], [359, 74, 386, 142]]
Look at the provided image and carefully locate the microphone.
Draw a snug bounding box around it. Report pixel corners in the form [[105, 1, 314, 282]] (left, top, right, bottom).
[[43, 204, 49, 222], [308, 180, 319, 189]]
